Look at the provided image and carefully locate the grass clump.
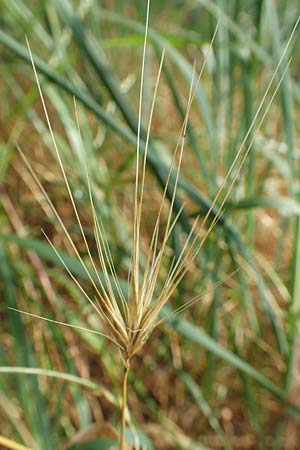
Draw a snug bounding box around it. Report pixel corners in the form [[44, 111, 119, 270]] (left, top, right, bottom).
[[1, 1, 300, 449]]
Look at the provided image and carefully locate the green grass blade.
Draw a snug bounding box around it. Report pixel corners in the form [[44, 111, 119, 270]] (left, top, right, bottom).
[[0, 367, 99, 390], [167, 311, 295, 412]]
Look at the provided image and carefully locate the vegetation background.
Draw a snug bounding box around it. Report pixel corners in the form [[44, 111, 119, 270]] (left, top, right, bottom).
[[1, 0, 300, 449]]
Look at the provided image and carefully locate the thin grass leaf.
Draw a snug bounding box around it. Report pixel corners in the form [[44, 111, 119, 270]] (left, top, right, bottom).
[[180, 371, 233, 450], [0, 436, 33, 450], [0, 367, 99, 390]]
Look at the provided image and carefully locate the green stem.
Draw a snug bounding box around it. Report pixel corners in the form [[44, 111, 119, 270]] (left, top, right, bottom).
[[120, 361, 130, 450]]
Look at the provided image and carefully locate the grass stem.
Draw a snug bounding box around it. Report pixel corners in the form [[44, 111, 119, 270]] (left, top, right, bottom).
[[120, 360, 130, 450]]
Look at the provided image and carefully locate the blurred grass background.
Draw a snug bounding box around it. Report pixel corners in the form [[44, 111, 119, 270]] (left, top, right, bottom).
[[1, 0, 300, 449]]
